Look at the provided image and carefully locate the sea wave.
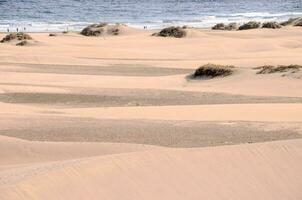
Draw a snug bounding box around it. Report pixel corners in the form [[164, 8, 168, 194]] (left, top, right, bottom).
[[1, 0, 302, 32], [227, 12, 302, 17]]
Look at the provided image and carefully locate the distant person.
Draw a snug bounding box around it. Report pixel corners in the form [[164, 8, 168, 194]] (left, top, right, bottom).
[[24, 27, 26, 32], [16, 27, 19, 32], [7, 28, 9, 33]]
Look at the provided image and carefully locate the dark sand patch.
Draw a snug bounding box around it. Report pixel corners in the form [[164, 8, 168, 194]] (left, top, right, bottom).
[[0, 116, 301, 147], [1, 89, 302, 107], [0, 62, 191, 76]]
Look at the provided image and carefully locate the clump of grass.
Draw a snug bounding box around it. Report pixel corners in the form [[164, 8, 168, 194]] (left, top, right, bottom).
[[153, 26, 187, 38], [280, 17, 302, 26], [262, 22, 282, 29], [80, 23, 107, 36], [191, 64, 235, 79], [212, 23, 238, 31], [255, 65, 302, 74], [238, 21, 261, 30], [0, 33, 32, 43]]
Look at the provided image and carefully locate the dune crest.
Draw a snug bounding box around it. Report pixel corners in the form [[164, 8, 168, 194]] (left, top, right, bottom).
[[0, 139, 301, 200]]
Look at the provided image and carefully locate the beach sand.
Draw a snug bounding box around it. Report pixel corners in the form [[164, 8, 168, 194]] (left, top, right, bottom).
[[0, 27, 302, 199]]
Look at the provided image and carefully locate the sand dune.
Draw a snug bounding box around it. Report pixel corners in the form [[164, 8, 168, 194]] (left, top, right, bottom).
[[1, 27, 302, 68], [1, 66, 302, 97], [0, 138, 301, 200], [1, 27, 302, 199], [0, 135, 161, 166]]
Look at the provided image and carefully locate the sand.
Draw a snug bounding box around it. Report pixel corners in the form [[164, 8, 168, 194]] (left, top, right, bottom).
[[0, 137, 301, 200], [0, 27, 302, 199], [0, 116, 301, 147]]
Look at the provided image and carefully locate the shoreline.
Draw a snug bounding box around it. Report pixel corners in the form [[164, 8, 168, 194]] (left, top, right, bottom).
[[0, 16, 301, 33]]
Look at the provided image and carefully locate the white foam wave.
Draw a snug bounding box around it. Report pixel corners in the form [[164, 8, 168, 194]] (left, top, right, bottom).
[[228, 12, 302, 17]]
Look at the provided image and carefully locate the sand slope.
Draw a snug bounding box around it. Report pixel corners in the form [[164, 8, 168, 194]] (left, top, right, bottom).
[[0, 135, 161, 166], [0, 138, 301, 200], [1, 27, 302, 199]]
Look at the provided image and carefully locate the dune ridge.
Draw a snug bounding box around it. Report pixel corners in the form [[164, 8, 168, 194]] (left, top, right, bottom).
[[0, 137, 301, 200]]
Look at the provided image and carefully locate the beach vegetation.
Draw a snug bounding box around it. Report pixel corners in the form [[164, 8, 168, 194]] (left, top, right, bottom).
[[238, 21, 261, 30], [212, 23, 238, 30], [262, 22, 282, 29], [280, 17, 302, 26], [0, 33, 32, 43], [255, 65, 302, 74], [190, 64, 234, 79], [81, 23, 107, 36], [153, 26, 187, 38]]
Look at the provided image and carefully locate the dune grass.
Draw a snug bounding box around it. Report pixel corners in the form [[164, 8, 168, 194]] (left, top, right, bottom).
[[280, 18, 302, 26], [238, 21, 261, 30], [191, 64, 235, 79], [262, 22, 282, 29], [153, 26, 187, 38], [0, 33, 32, 43], [255, 65, 302, 74], [212, 23, 238, 31]]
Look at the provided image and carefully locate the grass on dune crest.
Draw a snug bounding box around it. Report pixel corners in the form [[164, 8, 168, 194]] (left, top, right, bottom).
[[0, 33, 32, 43], [152, 26, 187, 38], [255, 65, 302, 74], [190, 64, 235, 79]]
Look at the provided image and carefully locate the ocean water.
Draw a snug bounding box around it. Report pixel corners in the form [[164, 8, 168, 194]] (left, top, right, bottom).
[[0, 0, 301, 32]]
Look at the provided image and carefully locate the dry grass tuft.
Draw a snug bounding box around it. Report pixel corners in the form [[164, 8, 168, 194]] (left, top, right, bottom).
[[280, 18, 302, 26], [262, 22, 282, 29], [212, 23, 238, 31], [238, 21, 261, 30], [0, 33, 32, 43], [81, 23, 108, 36], [191, 64, 235, 79], [255, 65, 302, 74], [153, 26, 187, 38]]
